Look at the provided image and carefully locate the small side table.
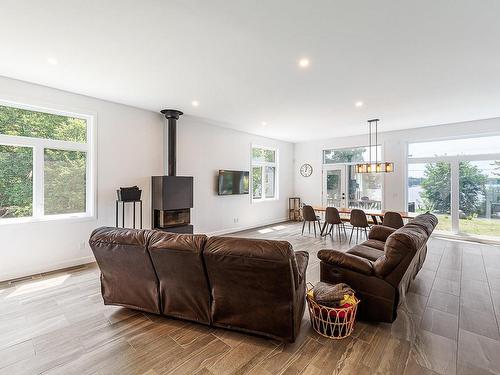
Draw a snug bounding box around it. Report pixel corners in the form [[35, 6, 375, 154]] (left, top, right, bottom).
[[116, 200, 142, 229]]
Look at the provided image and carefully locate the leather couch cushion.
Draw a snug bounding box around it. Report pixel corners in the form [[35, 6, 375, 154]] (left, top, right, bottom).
[[363, 239, 386, 251], [148, 231, 211, 324], [348, 244, 384, 261], [373, 223, 429, 277], [318, 249, 373, 275], [368, 225, 396, 242], [410, 213, 438, 236], [204, 236, 300, 288], [89, 227, 160, 314], [204, 236, 305, 341]]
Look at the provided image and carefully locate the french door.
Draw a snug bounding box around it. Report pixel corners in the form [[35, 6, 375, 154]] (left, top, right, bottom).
[[322, 165, 347, 207], [322, 164, 383, 209]]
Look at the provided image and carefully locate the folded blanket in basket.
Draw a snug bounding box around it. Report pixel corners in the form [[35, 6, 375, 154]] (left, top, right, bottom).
[[313, 282, 354, 307]]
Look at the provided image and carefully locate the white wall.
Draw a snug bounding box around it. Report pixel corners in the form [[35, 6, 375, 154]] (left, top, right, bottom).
[[0, 76, 164, 281], [177, 116, 294, 235], [294, 117, 500, 212], [0, 77, 294, 281]]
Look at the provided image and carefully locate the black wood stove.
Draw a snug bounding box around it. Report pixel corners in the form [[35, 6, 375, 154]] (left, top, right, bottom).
[[151, 109, 194, 234]]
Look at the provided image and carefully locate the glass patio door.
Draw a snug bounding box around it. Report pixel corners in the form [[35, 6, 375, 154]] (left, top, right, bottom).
[[459, 160, 500, 238], [322, 165, 347, 207], [407, 137, 500, 240], [407, 162, 452, 233]]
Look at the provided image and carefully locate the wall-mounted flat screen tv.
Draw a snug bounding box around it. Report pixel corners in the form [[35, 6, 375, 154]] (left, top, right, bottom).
[[218, 170, 249, 195]]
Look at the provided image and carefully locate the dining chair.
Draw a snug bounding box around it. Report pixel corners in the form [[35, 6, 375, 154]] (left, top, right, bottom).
[[382, 211, 404, 229], [321, 207, 347, 240], [301, 205, 321, 237], [349, 209, 370, 244]]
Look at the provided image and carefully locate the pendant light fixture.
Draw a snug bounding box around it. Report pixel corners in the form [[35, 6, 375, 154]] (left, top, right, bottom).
[[355, 119, 394, 174]]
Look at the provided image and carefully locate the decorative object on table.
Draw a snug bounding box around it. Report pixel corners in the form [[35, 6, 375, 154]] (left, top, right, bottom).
[[116, 186, 142, 202], [306, 282, 359, 339], [355, 119, 394, 173], [300, 163, 313, 177], [288, 197, 302, 221], [116, 186, 142, 229]]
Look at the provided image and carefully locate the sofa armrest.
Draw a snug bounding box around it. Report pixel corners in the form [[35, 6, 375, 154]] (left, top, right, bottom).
[[295, 251, 309, 285], [317, 249, 373, 276], [368, 225, 396, 242]]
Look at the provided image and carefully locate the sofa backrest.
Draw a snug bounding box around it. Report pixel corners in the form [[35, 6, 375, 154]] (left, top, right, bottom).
[[203, 236, 299, 340], [148, 231, 210, 323], [89, 227, 160, 313], [373, 213, 437, 284]]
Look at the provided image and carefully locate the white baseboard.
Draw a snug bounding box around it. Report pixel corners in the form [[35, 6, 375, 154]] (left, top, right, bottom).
[[0, 255, 96, 283], [205, 217, 289, 236]]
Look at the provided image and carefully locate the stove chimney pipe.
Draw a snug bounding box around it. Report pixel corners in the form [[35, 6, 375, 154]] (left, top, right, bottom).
[[160, 109, 183, 176]]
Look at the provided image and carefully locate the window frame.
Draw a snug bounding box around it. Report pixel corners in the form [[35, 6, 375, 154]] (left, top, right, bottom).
[[0, 100, 96, 224], [405, 134, 500, 237], [251, 145, 279, 203]]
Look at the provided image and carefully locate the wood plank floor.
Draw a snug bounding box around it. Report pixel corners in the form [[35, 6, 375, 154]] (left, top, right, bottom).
[[1, 221, 500, 374]]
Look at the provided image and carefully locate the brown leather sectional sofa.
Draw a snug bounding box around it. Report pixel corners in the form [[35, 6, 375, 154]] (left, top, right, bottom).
[[89, 227, 309, 342], [318, 213, 438, 322]]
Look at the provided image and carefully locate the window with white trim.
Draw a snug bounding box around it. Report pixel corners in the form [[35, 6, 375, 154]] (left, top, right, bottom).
[[406, 135, 500, 238], [251, 146, 278, 201], [0, 103, 93, 221]]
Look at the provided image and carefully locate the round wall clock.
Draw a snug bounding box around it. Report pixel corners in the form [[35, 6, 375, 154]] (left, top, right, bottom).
[[300, 163, 313, 177]]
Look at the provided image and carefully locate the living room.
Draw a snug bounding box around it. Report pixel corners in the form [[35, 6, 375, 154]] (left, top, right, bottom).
[[1, 1, 500, 374]]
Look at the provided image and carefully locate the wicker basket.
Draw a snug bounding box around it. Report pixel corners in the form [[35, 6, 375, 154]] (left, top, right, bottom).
[[306, 284, 360, 339]]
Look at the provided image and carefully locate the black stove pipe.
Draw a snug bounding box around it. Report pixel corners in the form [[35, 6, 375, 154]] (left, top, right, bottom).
[[160, 109, 183, 176]]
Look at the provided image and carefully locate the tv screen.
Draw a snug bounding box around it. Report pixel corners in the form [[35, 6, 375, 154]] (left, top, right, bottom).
[[218, 170, 249, 195]]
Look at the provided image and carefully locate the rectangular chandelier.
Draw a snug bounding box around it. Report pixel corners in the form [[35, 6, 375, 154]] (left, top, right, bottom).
[[355, 162, 394, 174], [355, 119, 394, 174]]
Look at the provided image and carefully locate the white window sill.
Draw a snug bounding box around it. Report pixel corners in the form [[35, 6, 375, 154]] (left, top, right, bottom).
[[0, 213, 95, 226]]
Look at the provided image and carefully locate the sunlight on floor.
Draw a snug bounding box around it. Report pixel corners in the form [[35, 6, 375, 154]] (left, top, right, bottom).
[[7, 274, 70, 298], [258, 224, 288, 234], [258, 228, 274, 234], [272, 225, 287, 230]]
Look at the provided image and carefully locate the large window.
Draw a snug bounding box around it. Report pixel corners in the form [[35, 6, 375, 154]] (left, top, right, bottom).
[[0, 103, 93, 221], [323, 145, 381, 164], [407, 136, 500, 239], [251, 146, 278, 201]]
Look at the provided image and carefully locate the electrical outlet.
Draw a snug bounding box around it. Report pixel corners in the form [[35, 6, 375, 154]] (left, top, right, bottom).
[[233, 217, 239, 223], [79, 242, 86, 250]]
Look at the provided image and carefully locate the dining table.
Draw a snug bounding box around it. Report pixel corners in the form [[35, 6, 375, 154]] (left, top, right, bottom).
[[312, 206, 417, 226]]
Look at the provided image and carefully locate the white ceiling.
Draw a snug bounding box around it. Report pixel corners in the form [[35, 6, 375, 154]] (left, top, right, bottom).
[[1, 0, 500, 142]]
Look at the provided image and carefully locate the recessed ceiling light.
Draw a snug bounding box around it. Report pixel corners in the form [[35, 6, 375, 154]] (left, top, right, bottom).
[[47, 57, 58, 65], [191, 100, 199, 107], [298, 58, 310, 68], [355, 101, 364, 108], [261, 121, 267, 127]]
